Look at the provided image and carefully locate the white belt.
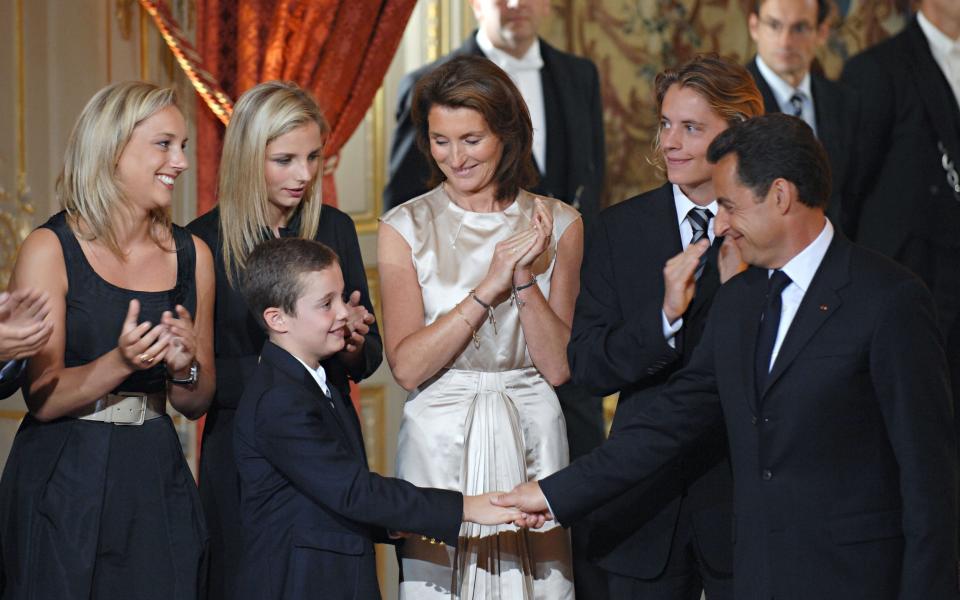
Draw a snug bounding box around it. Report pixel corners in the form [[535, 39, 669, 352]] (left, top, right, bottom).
[[75, 391, 167, 426]]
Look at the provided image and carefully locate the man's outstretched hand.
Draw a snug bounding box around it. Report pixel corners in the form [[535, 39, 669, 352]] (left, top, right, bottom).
[[492, 481, 553, 529]]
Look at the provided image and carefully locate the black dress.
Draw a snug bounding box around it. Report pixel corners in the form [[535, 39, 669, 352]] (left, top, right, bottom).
[[0, 212, 208, 600], [187, 205, 382, 600]]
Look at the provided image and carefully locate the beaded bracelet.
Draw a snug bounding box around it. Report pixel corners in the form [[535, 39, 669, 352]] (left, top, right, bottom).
[[511, 275, 537, 309], [455, 305, 481, 349], [469, 290, 497, 334]]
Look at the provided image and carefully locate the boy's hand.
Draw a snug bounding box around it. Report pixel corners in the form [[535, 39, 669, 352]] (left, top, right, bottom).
[[462, 492, 522, 525]]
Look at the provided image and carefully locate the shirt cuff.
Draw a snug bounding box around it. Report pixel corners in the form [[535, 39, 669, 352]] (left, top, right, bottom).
[[544, 493, 561, 526], [662, 311, 683, 349]]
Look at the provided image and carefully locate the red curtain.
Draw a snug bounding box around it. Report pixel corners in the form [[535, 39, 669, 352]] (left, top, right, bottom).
[[195, 0, 417, 214]]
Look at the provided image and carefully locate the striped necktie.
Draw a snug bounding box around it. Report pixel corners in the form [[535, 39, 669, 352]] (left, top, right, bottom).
[[789, 92, 804, 117], [687, 207, 713, 279]]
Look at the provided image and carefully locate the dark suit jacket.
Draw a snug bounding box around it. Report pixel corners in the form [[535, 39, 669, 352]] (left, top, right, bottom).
[[567, 183, 732, 579], [0, 360, 24, 400], [383, 32, 605, 223], [234, 341, 463, 600], [544, 233, 959, 600], [746, 57, 858, 228], [841, 17, 960, 404]]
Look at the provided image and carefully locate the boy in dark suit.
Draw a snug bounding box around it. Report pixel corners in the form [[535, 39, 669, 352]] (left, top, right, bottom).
[[234, 238, 523, 600]]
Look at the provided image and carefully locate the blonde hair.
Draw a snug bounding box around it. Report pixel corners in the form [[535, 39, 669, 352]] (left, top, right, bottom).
[[218, 81, 329, 285], [652, 54, 764, 171], [57, 81, 180, 256]]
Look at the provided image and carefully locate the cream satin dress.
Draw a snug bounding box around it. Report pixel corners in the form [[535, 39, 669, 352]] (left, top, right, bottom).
[[381, 186, 577, 599]]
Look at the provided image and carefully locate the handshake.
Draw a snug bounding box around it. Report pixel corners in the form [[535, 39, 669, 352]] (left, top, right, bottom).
[[462, 481, 555, 527]]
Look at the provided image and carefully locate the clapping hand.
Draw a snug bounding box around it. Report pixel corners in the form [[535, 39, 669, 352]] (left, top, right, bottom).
[[476, 199, 554, 304], [0, 288, 53, 361], [515, 198, 553, 270], [339, 291, 375, 355], [118, 299, 172, 370], [161, 305, 198, 377]]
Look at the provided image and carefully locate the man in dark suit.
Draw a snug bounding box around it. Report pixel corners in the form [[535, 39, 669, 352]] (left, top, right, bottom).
[[568, 55, 765, 599], [745, 0, 857, 228], [233, 238, 520, 600], [384, 3, 608, 592], [841, 0, 960, 427], [497, 114, 959, 600], [0, 288, 53, 399]]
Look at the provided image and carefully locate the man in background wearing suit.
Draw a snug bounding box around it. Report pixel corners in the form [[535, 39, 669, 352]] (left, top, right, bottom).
[[568, 55, 763, 600], [0, 289, 52, 399], [841, 0, 960, 429], [746, 0, 857, 228], [384, 3, 608, 593], [497, 114, 959, 600]]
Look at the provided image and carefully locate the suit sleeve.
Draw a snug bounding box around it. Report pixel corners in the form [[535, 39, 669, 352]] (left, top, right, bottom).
[[382, 73, 433, 212], [840, 53, 896, 239], [254, 386, 463, 545], [547, 309, 724, 524], [0, 360, 25, 400], [868, 278, 958, 600], [567, 217, 679, 396]]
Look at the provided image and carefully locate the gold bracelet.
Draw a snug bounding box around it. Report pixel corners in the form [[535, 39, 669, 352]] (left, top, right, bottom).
[[469, 290, 497, 334], [455, 305, 481, 349]]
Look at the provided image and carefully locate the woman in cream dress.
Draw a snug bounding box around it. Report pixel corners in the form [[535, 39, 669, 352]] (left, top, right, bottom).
[[379, 55, 581, 599]]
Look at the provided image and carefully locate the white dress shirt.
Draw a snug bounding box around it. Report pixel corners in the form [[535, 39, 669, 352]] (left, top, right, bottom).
[[918, 10, 960, 112], [293, 355, 332, 397], [662, 184, 719, 344], [755, 55, 818, 136], [765, 218, 834, 371], [476, 29, 547, 175]]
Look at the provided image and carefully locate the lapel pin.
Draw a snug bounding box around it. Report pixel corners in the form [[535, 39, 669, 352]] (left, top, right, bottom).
[[819, 304, 828, 311]]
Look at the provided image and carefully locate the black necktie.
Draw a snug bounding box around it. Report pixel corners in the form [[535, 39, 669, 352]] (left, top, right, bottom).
[[688, 207, 713, 279], [789, 92, 804, 117], [754, 270, 792, 397]]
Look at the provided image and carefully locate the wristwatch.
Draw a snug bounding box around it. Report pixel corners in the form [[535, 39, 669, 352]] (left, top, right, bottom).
[[168, 361, 199, 386]]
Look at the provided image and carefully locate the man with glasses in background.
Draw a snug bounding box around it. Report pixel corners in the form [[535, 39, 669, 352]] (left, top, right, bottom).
[[746, 0, 857, 230]]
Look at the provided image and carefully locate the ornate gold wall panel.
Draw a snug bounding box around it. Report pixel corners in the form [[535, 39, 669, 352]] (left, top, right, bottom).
[[542, 0, 909, 206]]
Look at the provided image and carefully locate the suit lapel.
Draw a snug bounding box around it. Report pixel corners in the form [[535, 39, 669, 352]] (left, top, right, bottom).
[[904, 19, 960, 161], [762, 235, 850, 398], [748, 58, 780, 115], [685, 236, 722, 325], [325, 385, 366, 459], [541, 40, 586, 204], [261, 342, 364, 457], [811, 75, 841, 152], [735, 268, 770, 414]]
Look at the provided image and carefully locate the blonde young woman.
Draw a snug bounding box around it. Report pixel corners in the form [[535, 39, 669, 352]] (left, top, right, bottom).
[[187, 81, 381, 600], [0, 81, 215, 599]]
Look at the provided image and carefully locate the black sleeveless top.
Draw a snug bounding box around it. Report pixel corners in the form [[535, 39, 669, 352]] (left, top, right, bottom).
[[42, 211, 196, 393]]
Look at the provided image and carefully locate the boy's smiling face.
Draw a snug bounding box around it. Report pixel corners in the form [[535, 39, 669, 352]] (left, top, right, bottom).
[[276, 264, 348, 367]]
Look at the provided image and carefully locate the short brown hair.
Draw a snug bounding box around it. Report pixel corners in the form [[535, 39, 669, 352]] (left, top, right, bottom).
[[241, 238, 339, 331], [653, 54, 764, 167], [411, 54, 538, 202], [753, 0, 831, 25]]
